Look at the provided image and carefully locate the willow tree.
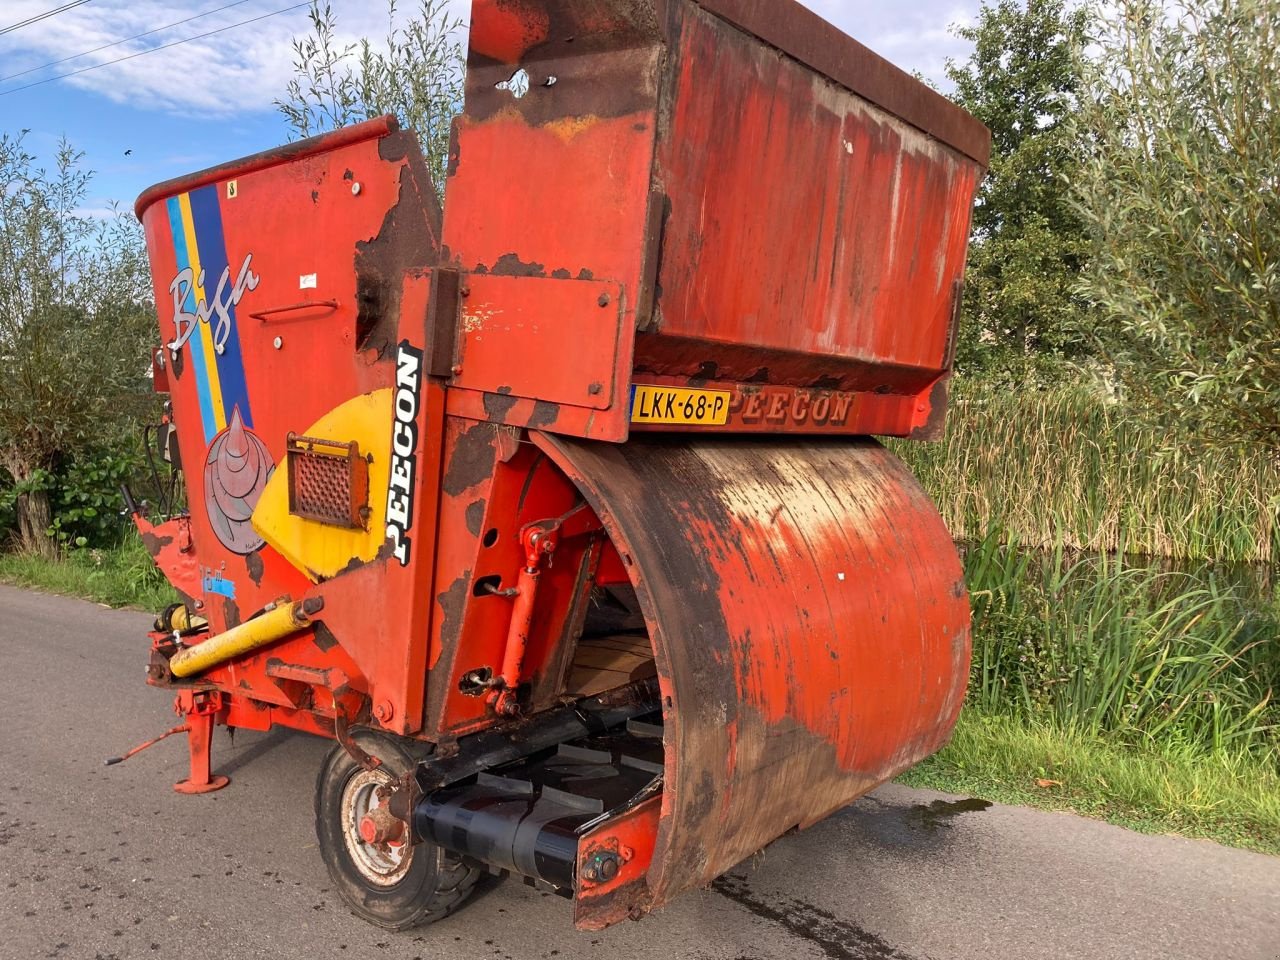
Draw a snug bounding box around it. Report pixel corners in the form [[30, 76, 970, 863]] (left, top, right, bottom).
[[1075, 0, 1280, 446], [0, 135, 153, 555], [275, 0, 465, 195]]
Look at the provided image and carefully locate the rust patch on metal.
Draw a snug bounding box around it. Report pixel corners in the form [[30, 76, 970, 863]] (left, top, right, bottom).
[[354, 130, 444, 359], [140, 531, 173, 557], [464, 2, 660, 126], [482, 391, 520, 423], [313, 623, 340, 653], [221, 596, 242, 630], [465, 499, 487, 537], [442, 423, 498, 497], [489, 252, 546, 278], [245, 551, 265, 587], [528, 400, 561, 428], [910, 377, 950, 442], [435, 572, 472, 652]]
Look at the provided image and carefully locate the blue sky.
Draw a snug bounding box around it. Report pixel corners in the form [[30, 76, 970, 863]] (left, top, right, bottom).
[[0, 0, 977, 215]]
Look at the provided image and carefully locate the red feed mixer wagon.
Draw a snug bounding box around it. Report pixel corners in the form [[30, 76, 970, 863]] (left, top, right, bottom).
[[121, 0, 988, 932]]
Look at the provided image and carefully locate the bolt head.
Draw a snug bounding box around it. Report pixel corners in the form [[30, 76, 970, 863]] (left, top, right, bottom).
[[273, 336, 283, 349], [351, 182, 362, 196]]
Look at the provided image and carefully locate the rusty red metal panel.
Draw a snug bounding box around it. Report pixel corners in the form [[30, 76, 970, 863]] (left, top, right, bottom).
[[574, 794, 662, 930], [440, 0, 664, 443], [437, 0, 986, 441], [532, 432, 971, 907], [423, 430, 601, 737], [135, 118, 429, 635], [644, 3, 983, 419], [451, 274, 624, 411], [692, 0, 991, 166], [134, 516, 202, 608], [134, 116, 402, 220]]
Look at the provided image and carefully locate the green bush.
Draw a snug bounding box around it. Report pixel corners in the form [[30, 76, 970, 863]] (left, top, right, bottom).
[[49, 449, 141, 548], [0, 444, 155, 551]]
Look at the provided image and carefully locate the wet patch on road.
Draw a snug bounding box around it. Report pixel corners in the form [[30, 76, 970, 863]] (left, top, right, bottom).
[[712, 875, 920, 960], [905, 798, 993, 834]]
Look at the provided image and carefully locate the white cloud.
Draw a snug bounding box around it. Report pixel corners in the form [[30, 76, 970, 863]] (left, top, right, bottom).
[[0, 0, 968, 115], [0, 0, 470, 115]]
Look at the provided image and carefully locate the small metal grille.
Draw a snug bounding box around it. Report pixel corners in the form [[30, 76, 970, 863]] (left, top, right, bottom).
[[286, 434, 370, 529]]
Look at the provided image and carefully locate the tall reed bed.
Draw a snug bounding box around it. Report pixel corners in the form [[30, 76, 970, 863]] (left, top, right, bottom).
[[892, 385, 1279, 563], [963, 531, 1279, 763]]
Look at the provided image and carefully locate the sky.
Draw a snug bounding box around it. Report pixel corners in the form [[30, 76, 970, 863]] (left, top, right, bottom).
[[0, 0, 977, 215]]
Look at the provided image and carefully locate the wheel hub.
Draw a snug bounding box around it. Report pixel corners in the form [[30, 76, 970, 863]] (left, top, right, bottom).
[[341, 767, 411, 887]]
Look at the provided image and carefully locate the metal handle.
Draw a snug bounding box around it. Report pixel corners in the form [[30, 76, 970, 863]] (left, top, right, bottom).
[[249, 299, 339, 321]]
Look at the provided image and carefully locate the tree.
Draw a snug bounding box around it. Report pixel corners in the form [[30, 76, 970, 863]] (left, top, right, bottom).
[[276, 0, 465, 194], [945, 0, 1091, 382], [0, 134, 154, 556], [1074, 0, 1280, 446]]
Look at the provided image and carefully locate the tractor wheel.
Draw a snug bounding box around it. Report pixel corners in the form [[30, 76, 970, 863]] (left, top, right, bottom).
[[315, 729, 480, 930]]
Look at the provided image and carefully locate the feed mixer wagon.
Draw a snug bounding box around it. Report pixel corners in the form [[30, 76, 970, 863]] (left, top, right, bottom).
[[122, 0, 989, 931]]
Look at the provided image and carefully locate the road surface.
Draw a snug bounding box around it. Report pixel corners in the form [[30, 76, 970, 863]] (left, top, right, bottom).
[[2, 583, 1277, 960]]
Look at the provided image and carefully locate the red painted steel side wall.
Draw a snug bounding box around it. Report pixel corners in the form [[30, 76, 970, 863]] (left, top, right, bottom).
[[643, 4, 983, 404], [136, 131, 405, 637], [136, 121, 449, 736]]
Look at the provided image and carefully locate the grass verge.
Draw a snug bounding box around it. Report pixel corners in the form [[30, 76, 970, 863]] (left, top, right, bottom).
[[0, 532, 178, 611], [899, 710, 1280, 857]]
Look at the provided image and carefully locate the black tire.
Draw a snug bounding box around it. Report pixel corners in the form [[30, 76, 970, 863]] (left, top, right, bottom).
[[315, 729, 480, 930]]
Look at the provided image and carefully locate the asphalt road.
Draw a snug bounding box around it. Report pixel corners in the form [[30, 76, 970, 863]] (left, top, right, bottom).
[[2, 583, 1278, 960]]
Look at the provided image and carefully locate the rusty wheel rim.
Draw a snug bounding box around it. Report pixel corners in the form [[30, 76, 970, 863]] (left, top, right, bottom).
[[341, 767, 411, 887]]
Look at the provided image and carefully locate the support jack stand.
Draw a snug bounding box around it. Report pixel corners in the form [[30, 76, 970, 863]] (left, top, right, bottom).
[[104, 690, 230, 794]]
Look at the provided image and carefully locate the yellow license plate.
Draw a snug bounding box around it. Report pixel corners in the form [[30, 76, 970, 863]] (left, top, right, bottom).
[[630, 385, 731, 426]]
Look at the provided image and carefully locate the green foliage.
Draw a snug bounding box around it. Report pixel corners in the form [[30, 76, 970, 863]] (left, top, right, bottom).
[[946, 0, 1092, 382], [49, 448, 144, 548], [0, 132, 155, 555], [0, 530, 177, 610], [276, 0, 465, 194], [1074, 0, 1280, 445], [901, 711, 1280, 855], [964, 531, 1279, 759], [891, 382, 1280, 563]]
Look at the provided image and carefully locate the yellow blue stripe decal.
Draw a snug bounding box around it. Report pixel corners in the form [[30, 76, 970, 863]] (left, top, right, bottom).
[[165, 185, 254, 443]]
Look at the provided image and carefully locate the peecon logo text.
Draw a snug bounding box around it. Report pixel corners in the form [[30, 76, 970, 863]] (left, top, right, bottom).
[[386, 342, 424, 566]]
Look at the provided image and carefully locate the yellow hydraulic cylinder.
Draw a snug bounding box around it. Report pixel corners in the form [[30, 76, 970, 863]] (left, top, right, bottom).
[[169, 598, 317, 678]]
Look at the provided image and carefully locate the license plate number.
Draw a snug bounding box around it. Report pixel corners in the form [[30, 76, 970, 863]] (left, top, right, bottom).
[[630, 385, 730, 426]]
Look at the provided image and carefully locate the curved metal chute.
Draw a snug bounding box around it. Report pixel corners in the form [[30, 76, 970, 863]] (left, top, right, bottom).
[[532, 433, 970, 906]]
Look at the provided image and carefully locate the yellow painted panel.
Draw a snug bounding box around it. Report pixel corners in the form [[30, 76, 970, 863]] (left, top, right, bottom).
[[253, 390, 393, 581]]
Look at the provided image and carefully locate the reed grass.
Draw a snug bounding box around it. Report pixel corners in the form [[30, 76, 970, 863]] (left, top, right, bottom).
[[963, 530, 1279, 764], [891, 384, 1280, 564]]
